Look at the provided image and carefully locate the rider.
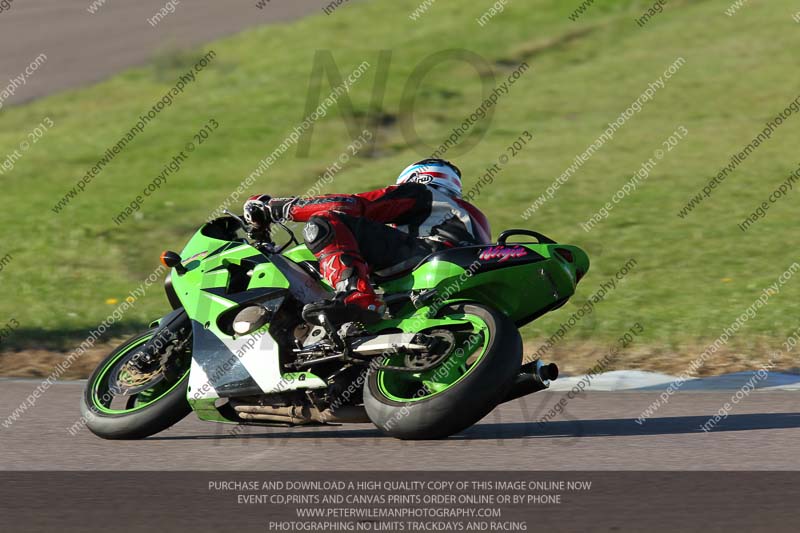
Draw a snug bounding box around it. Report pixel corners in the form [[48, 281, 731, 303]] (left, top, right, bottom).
[[243, 158, 492, 323]]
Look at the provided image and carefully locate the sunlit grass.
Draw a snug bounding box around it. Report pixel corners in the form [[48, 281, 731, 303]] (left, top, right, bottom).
[[0, 0, 798, 356]]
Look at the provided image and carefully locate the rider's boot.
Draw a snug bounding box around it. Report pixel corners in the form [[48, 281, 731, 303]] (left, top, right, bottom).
[[301, 214, 386, 325], [303, 250, 385, 325]]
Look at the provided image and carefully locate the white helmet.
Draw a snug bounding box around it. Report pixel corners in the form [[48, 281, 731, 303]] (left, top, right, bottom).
[[396, 159, 463, 198]]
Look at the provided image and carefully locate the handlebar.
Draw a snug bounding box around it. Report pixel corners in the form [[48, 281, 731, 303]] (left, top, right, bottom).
[[223, 209, 299, 254]]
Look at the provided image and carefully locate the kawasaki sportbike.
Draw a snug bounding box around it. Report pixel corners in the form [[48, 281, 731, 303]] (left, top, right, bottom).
[[81, 213, 589, 440]]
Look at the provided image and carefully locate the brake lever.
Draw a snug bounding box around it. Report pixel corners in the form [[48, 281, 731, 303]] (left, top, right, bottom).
[[223, 209, 275, 250], [223, 209, 249, 230]]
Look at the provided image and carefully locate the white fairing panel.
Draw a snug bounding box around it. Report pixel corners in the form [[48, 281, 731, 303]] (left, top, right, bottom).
[[188, 358, 216, 400], [232, 332, 284, 393], [188, 328, 326, 401]]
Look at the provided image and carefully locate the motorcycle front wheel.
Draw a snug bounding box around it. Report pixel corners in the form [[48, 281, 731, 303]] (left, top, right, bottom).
[[79, 316, 192, 440]]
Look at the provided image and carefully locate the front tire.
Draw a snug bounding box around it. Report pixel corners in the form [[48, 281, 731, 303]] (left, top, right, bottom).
[[80, 323, 192, 440], [363, 303, 522, 440]]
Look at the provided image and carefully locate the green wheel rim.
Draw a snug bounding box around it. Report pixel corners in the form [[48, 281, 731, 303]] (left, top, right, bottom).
[[376, 314, 490, 403], [90, 334, 189, 415]]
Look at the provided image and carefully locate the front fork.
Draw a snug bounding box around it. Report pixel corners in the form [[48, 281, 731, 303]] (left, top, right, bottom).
[[137, 308, 191, 374]]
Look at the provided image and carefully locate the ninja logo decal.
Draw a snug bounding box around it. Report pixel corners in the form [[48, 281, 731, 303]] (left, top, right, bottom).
[[478, 245, 528, 263]]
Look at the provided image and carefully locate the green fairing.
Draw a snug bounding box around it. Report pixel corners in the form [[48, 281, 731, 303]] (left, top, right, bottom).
[[376, 243, 588, 327], [164, 219, 589, 419], [171, 224, 588, 336], [173, 231, 584, 326], [190, 397, 237, 423], [171, 228, 289, 338], [284, 242, 588, 320], [283, 244, 316, 263]]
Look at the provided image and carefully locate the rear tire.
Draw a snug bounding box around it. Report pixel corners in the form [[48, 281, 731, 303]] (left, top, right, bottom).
[[363, 303, 522, 440]]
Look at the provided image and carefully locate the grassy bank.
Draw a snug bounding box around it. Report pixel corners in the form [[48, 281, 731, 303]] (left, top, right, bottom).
[[1, 0, 798, 375]]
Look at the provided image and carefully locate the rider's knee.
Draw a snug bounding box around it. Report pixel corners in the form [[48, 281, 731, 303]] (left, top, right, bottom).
[[304, 215, 336, 253]]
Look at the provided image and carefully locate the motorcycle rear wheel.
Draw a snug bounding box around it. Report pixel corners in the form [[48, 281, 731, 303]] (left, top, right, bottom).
[[363, 303, 522, 440]]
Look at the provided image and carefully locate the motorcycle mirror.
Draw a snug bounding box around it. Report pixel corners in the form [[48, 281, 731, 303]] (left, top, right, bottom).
[[160, 250, 187, 275]]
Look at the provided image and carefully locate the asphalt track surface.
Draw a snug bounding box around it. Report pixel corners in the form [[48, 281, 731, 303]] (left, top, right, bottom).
[[2, 380, 799, 470], [0, 0, 336, 106]]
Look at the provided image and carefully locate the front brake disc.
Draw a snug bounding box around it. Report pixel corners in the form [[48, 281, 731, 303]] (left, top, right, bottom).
[[109, 349, 166, 396]]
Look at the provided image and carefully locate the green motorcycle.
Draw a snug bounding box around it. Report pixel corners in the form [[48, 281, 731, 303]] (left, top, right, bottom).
[[80, 213, 589, 440]]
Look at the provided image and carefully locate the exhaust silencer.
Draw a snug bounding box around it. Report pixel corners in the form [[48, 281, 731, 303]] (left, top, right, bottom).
[[501, 360, 559, 404]]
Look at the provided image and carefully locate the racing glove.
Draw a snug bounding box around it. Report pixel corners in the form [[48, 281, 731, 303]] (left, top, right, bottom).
[[243, 195, 300, 228], [243, 194, 273, 231]]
